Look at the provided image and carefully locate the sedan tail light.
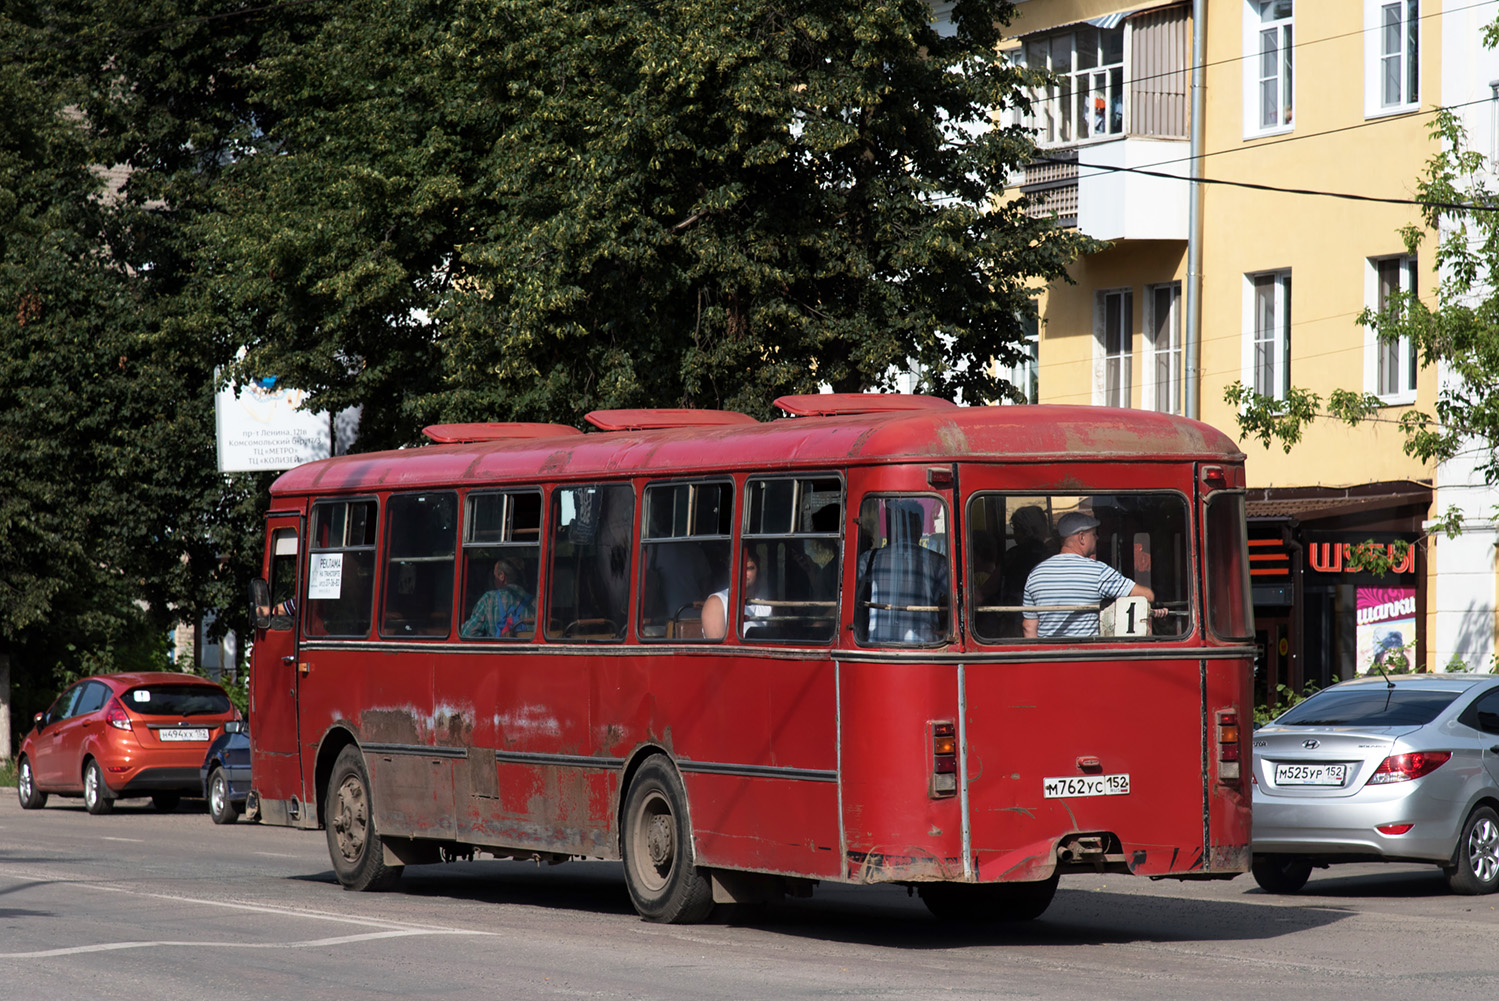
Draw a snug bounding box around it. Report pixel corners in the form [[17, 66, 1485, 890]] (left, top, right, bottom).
[[104, 697, 132, 731], [1366, 751, 1451, 785]]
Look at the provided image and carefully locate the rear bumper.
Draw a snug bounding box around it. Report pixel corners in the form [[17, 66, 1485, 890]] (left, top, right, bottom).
[[1252, 788, 1462, 862], [109, 767, 203, 796]]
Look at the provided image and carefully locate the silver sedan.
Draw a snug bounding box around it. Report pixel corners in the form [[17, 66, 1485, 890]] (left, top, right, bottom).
[[1251, 673, 1499, 894]]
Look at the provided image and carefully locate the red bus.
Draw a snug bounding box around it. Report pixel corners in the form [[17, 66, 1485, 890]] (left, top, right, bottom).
[[247, 395, 1253, 922]]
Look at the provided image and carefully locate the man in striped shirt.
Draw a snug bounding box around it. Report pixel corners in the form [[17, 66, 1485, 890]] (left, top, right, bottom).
[[1022, 511, 1155, 639]]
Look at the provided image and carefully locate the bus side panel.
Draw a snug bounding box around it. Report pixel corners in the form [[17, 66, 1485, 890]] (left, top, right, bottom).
[[838, 660, 967, 883], [441, 652, 605, 857], [311, 648, 442, 838], [1204, 656, 1253, 871], [684, 774, 841, 877], [649, 653, 842, 880], [963, 658, 1207, 881]]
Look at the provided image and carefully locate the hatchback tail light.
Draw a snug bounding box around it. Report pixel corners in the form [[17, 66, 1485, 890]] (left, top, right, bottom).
[[1366, 751, 1451, 785], [104, 697, 132, 731]]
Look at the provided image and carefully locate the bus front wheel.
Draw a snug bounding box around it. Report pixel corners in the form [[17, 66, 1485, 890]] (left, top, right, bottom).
[[621, 757, 713, 923], [326, 745, 403, 892]]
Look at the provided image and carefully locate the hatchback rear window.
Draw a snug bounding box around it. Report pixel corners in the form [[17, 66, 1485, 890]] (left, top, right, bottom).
[[121, 685, 231, 716], [1275, 687, 1464, 727]]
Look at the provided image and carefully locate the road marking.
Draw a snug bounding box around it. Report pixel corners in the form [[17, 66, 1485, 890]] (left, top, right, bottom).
[[0, 868, 499, 957], [101, 837, 144, 843], [253, 851, 299, 858], [0, 928, 488, 959]]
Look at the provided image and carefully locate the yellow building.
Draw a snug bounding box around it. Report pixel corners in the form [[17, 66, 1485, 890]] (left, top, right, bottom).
[[1006, 0, 1496, 699]]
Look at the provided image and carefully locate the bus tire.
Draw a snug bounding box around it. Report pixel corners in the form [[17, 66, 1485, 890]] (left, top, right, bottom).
[[919, 874, 1059, 923], [621, 757, 713, 923], [1250, 854, 1312, 894], [326, 745, 403, 892]]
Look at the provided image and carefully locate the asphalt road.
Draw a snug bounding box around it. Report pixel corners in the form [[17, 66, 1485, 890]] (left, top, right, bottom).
[[3, 791, 1498, 1001]]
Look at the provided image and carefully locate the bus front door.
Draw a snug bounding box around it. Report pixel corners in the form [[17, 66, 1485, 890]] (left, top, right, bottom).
[[250, 514, 306, 818]]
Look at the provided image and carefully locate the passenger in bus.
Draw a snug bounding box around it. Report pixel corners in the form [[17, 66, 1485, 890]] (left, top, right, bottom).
[[461, 557, 534, 638], [701, 549, 771, 640], [996, 505, 1056, 635], [1022, 512, 1156, 639], [858, 500, 950, 643]]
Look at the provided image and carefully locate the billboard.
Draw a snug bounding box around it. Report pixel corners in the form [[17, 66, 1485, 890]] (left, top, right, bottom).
[[214, 376, 332, 473]]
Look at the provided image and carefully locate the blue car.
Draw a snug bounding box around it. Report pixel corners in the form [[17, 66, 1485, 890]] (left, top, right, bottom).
[[199, 720, 251, 824]]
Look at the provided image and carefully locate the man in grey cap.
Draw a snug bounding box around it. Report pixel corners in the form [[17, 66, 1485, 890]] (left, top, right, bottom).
[[1022, 511, 1155, 638]]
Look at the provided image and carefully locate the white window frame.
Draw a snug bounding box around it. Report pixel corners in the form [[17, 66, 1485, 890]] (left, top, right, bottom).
[[1364, 0, 1419, 117], [1364, 255, 1419, 404], [1241, 270, 1292, 401], [1014, 25, 1127, 148], [1094, 288, 1134, 408], [1145, 282, 1182, 414], [1243, 1, 1295, 138]]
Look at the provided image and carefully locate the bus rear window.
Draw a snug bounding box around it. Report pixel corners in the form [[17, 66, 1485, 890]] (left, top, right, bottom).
[[966, 492, 1191, 642], [1205, 492, 1254, 640]]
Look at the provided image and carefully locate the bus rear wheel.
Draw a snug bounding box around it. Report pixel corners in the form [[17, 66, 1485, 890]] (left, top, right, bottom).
[[621, 757, 713, 923], [919, 875, 1059, 923], [325, 746, 402, 892]]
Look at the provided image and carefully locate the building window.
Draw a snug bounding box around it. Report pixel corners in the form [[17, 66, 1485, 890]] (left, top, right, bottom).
[[1003, 310, 1040, 404], [1245, 1, 1294, 134], [1366, 0, 1419, 115], [1016, 25, 1126, 146], [1146, 283, 1182, 414], [1368, 255, 1418, 403], [1244, 270, 1292, 401], [1096, 288, 1133, 408]]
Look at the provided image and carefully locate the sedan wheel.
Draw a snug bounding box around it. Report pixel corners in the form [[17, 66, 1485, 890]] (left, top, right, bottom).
[[83, 760, 114, 815], [1448, 806, 1499, 895], [17, 757, 47, 810], [209, 768, 239, 825], [1251, 854, 1312, 894]]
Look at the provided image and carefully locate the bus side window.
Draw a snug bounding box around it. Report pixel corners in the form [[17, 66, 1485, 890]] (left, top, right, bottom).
[[459, 491, 541, 641], [380, 492, 458, 638], [637, 481, 732, 641], [546, 484, 634, 641], [742, 476, 842, 643], [306, 498, 378, 638]]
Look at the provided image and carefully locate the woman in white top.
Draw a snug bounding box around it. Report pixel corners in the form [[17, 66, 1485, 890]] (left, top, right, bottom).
[[702, 549, 770, 639]]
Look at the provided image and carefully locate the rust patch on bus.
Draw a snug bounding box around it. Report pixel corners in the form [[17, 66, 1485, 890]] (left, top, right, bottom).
[[1208, 843, 1249, 872], [847, 848, 964, 883], [361, 709, 422, 744]]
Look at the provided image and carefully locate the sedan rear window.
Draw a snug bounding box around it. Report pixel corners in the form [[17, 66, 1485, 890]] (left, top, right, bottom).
[[1275, 687, 1464, 727], [121, 685, 231, 717]]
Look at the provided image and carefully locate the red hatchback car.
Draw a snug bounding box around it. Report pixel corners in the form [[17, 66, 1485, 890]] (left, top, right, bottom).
[[16, 672, 239, 814]]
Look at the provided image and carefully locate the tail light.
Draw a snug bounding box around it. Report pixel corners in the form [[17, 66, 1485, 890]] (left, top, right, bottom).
[[1366, 751, 1451, 785], [104, 697, 132, 731], [1216, 710, 1240, 782], [1376, 823, 1414, 835], [930, 721, 957, 798]]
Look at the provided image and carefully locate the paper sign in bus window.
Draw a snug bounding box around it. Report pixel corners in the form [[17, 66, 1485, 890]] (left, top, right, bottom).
[[308, 553, 344, 599]]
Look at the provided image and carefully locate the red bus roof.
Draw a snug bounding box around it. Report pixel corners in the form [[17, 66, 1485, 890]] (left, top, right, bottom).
[[270, 404, 1244, 498]]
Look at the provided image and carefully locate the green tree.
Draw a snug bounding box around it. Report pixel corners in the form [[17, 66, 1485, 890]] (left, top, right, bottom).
[[182, 0, 1088, 429]]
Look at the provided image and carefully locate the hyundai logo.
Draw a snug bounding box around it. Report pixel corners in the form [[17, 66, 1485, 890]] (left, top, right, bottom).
[[1303, 739, 1321, 749]]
